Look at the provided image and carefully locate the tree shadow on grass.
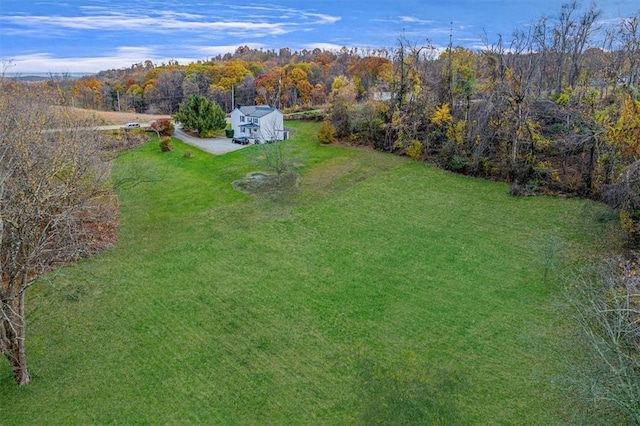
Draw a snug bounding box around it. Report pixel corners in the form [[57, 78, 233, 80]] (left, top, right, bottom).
[[352, 353, 470, 425]]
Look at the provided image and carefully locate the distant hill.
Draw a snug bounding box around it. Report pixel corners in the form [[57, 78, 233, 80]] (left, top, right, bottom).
[[4, 72, 92, 81]]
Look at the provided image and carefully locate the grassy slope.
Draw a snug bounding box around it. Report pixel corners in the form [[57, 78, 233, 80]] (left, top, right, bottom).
[[1, 121, 615, 424]]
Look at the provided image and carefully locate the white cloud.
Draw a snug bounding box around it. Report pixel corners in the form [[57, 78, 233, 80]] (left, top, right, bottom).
[[0, 4, 340, 39], [0, 13, 292, 37], [231, 5, 341, 25], [0, 3, 345, 72], [399, 16, 434, 25], [4, 47, 197, 73], [302, 13, 341, 25], [300, 42, 345, 51]]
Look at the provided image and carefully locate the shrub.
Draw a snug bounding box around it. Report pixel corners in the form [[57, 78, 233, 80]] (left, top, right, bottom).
[[406, 139, 423, 161], [602, 160, 640, 243], [102, 129, 149, 152], [151, 118, 175, 136], [446, 154, 468, 172], [318, 120, 335, 144], [200, 129, 216, 138], [159, 137, 174, 152]]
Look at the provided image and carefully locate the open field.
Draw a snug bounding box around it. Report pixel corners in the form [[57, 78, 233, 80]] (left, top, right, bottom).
[[1, 121, 619, 423], [55, 106, 171, 125]]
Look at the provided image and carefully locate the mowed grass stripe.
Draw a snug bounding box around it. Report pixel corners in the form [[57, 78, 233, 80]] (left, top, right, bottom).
[[1, 121, 613, 424], [286, 161, 598, 422]]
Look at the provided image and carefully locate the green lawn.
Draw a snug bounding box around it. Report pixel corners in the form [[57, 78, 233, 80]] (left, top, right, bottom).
[[1, 121, 616, 424]]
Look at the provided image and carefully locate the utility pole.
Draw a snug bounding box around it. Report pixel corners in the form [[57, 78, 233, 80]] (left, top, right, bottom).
[[448, 21, 454, 107], [277, 77, 282, 109], [231, 85, 235, 110]]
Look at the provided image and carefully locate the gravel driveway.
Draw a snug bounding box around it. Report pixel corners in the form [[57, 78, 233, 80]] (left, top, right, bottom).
[[173, 128, 250, 155]]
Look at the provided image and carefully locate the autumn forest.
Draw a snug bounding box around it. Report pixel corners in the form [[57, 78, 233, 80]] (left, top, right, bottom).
[[11, 1, 640, 234]]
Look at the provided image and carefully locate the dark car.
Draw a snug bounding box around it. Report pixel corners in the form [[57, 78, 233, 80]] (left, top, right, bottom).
[[232, 136, 250, 145]]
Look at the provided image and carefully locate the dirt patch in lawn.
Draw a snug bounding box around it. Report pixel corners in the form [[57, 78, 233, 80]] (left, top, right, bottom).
[[233, 171, 299, 199]]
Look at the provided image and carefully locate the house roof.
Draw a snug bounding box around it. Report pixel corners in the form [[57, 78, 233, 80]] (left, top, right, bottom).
[[236, 105, 276, 118], [239, 123, 260, 129]]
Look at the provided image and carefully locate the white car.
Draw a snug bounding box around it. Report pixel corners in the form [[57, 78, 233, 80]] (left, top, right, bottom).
[[122, 122, 141, 130]]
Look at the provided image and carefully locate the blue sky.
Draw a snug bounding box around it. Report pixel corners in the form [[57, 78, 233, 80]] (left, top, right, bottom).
[[1, 0, 637, 74]]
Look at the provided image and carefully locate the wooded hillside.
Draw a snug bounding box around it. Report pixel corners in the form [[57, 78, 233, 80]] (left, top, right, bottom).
[[15, 1, 640, 237]]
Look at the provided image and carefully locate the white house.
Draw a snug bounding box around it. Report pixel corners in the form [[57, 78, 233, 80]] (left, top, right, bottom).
[[230, 105, 288, 142]]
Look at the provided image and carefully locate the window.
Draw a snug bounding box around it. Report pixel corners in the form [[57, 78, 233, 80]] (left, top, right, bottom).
[[253, 117, 259, 124], [240, 116, 245, 122]]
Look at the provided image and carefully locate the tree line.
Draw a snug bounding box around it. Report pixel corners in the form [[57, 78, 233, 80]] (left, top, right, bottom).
[[321, 1, 640, 238], [61, 45, 392, 115], [48, 1, 640, 233]]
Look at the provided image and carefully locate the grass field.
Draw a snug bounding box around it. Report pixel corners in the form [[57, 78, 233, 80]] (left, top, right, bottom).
[[1, 121, 617, 423]]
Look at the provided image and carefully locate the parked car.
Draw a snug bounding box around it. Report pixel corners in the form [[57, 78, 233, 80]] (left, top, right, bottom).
[[232, 136, 250, 145], [122, 122, 140, 130]]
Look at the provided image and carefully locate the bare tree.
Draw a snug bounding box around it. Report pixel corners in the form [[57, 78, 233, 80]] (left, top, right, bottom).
[[619, 11, 640, 89], [152, 70, 185, 114], [256, 113, 290, 175], [0, 81, 117, 384], [568, 3, 601, 88], [479, 26, 544, 182], [547, 1, 601, 93], [181, 72, 210, 98]]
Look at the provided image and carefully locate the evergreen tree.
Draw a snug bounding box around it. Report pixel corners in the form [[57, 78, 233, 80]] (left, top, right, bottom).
[[174, 95, 226, 137]]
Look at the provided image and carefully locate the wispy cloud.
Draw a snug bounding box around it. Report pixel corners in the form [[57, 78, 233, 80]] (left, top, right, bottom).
[[3, 0, 636, 74], [232, 4, 341, 25], [3, 2, 344, 72], [6, 46, 197, 73], [1, 4, 340, 39], [399, 16, 434, 25], [1, 13, 291, 37]]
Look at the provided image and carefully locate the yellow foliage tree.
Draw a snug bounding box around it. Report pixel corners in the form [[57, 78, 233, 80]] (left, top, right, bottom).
[[608, 95, 640, 160], [317, 120, 335, 144], [431, 103, 453, 126]]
